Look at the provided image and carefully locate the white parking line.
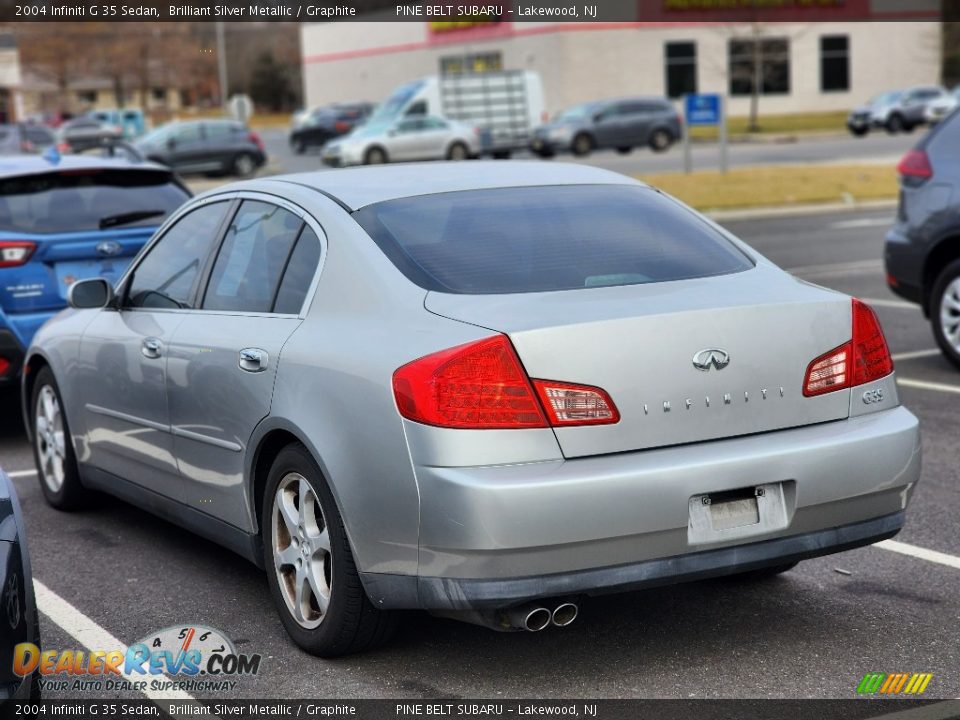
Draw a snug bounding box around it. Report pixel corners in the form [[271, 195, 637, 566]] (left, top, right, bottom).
[[876, 540, 960, 571], [829, 217, 892, 230], [7, 469, 36, 478], [33, 579, 196, 702], [892, 349, 942, 362], [896, 378, 960, 395]]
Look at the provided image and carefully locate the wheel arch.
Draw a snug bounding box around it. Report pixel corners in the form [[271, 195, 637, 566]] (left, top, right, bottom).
[[922, 234, 960, 314], [20, 350, 53, 443]]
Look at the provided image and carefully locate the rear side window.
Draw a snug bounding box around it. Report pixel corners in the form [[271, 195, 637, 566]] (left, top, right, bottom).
[[0, 169, 189, 234], [354, 185, 753, 294], [203, 201, 304, 313], [273, 226, 322, 314]]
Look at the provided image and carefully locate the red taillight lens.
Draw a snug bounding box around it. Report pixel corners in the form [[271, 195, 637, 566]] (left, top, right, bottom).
[[0, 241, 36, 268], [393, 335, 547, 429], [248, 131, 264, 151], [897, 149, 933, 182], [532, 380, 619, 426], [851, 298, 893, 385], [0, 358, 9, 376], [803, 299, 893, 397], [392, 335, 620, 429], [334, 120, 350, 132]]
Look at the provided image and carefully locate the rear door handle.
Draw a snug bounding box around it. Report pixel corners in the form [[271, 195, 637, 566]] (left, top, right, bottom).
[[238, 348, 268, 373], [141, 337, 162, 359]]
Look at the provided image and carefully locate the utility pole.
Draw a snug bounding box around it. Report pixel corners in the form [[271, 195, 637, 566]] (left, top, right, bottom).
[[216, 21, 228, 113]]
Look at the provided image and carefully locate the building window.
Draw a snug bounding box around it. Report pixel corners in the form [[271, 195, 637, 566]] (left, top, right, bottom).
[[76, 90, 97, 104], [728, 38, 790, 96], [665, 42, 697, 99], [151, 87, 167, 102], [820, 35, 850, 93], [440, 52, 503, 75]]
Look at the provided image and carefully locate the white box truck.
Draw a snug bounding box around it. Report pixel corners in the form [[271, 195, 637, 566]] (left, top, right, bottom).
[[368, 71, 545, 158]]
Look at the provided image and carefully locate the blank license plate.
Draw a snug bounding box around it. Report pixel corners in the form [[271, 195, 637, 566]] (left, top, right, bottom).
[[710, 497, 760, 531]]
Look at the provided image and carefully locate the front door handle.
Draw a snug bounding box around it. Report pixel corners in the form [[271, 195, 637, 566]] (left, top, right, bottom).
[[239, 347, 268, 373], [141, 337, 162, 359]]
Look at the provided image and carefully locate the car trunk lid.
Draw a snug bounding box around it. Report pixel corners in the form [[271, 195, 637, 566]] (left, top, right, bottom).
[[425, 264, 853, 458]]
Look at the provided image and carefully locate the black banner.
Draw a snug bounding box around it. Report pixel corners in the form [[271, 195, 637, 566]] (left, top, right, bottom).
[[2, 700, 960, 720]]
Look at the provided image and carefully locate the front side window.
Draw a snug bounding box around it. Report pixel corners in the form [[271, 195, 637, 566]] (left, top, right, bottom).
[[355, 185, 753, 295], [729, 38, 790, 96], [125, 202, 228, 310], [203, 201, 304, 313]]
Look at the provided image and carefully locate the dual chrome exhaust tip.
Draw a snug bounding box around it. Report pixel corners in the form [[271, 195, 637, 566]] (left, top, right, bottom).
[[512, 601, 579, 632]]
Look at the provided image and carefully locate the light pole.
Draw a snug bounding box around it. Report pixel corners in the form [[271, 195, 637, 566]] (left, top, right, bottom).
[[216, 21, 228, 114]]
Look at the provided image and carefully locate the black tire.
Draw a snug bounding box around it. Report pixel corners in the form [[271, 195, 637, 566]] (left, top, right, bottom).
[[649, 128, 673, 153], [364, 146, 387, 165], [31, 366, 85, 510], [615, 146, 632, 155], [886, 114, 904, 134], [849, 126, 869, 137], [262, 443, 397, 657], [446, 141, 469, 161], [930, 259, 960, 370], [726, 561, 799, 581], [571, 133, 593, 157], [232, 152, 257, 178]]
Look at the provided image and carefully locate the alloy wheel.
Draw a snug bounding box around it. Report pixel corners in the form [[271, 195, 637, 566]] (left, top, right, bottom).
[[35, 385, 66, 493], [272, 472, 332, 630], [939, 277, 960, 352]]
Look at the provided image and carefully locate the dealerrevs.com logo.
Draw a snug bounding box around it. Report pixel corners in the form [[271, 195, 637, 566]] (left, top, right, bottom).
[[13, 624, 261, 693], [857, 672, 933, 695]]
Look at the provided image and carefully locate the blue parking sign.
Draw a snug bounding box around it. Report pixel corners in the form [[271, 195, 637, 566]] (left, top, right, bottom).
[[685, 94, 722, 126]]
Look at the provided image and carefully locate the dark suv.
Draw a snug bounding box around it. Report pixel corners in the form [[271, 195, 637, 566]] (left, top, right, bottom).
[[289, 103, 373, 154], [885, 108, 960, 368]]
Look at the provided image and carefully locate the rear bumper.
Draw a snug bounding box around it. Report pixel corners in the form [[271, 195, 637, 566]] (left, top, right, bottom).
[[884, 225, 925, 308], [366, 406, 921, 610]]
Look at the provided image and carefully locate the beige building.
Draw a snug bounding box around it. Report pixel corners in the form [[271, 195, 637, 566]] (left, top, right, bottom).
[[301, 15, 942, 118], [0, 32, 25, 123]]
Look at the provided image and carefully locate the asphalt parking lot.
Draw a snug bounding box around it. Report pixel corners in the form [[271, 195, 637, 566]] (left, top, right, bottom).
[[1, 192, 958, 702]]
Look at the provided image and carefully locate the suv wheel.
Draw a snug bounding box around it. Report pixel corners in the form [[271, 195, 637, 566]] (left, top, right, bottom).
[[571, 133, 593, 157], [262, 443, 397, 656], [649, 129, 673, 152], [931, 260, 960, 369], [886, 114, 905, 134], [31, 366, 85, 510]]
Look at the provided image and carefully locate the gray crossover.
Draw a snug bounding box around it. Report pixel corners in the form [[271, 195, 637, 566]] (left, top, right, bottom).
[[23, 162, 921, 656]]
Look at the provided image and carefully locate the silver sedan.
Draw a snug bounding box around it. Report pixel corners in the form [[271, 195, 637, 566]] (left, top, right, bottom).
[[23, 162, 921, 656], [322, 115, 481, 166]]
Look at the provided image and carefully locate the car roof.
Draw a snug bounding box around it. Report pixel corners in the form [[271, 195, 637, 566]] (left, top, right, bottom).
[[0, 154, 171, 178], [270, 161, 645, 211]]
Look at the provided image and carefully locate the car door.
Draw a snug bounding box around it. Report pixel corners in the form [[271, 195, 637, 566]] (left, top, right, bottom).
[[166, 123, 207, 172], [418, 117, 454, 159], [77, 199, 232, 496], [388, 118, 428, 160], [590, 103, 623, 148], [164, 196, 324, 530], [613, 101, 651, 146]]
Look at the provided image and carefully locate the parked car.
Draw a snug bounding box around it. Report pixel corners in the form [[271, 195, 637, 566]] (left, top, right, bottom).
[[847, 86, 948, 136], [289, 103, 373, 154], [135, 119, 267, 177], [885, 108, 960, 368], [0, 468, 40, 700], [531, 97, 681, 157], [322, 116, 480, 166], [923, 85, 960, 125], [55, 117, 122, 153], [25, 162, 919, 657], [0, 124, 56, 156], [0, 155, 191, 385]]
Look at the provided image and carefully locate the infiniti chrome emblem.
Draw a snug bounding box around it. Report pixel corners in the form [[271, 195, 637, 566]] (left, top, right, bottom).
[[692, 349, 730, 371], [96, 241, 122, 257]]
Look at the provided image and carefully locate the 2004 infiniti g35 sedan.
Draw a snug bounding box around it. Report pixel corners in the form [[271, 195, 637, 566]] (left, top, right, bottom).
[[22, 162, 921, 656]]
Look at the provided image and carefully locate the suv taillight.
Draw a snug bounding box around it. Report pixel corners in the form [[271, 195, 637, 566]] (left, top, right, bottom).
[[896, 149, 933, 184], [803, 299, 893, 397], [248, 131, 264, 152], [392, 335, 619, 429], [0, 241, 36, 268]]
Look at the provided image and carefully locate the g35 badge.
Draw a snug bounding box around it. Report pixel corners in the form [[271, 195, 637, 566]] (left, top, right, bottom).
[[862, 388, 885, 404]]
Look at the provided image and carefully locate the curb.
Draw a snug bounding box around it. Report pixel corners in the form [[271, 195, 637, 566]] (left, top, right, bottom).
[[705, 198, 898, 222]]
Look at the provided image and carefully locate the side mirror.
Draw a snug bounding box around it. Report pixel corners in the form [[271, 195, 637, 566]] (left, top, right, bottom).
[[68, 278, 114, 310]]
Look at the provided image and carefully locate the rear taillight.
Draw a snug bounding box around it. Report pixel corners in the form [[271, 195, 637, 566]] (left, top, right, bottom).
[[248, 131, 264, 152], [392, 335, 620, 429], [334, 121, 350, 133], [0, 358, 9, 376], [532, 380, 619, 426], [896, 149, 933, 183], [0, 241, 36, 268], [803, 299, 893, 397]]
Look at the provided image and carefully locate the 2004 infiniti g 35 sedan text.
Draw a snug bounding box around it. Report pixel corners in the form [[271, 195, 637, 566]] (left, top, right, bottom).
[[22, 162, 921, 656]]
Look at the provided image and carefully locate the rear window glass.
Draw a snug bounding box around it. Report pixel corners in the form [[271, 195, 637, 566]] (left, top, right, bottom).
[[354, 185, 753, 294], [0, 169, 189, 234]]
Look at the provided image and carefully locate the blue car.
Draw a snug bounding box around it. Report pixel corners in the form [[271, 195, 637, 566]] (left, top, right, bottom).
[[0, 155, 191, 384]]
